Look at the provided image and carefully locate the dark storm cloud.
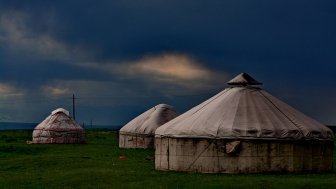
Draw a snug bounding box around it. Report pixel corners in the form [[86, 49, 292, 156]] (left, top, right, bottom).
[[2, 0, 335, 64], [53, 0, 336, 65], [0, 0, 335, 125], [0, 59, 111, 85]]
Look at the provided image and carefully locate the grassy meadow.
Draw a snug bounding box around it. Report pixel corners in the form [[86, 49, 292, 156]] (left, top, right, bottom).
[[0, 130, 336, 189]]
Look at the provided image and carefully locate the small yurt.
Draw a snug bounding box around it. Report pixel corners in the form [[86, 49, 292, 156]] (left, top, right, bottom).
[[32, 108, 85, 144], [155, 73, 334, 173], [119, 104, 178, 148]]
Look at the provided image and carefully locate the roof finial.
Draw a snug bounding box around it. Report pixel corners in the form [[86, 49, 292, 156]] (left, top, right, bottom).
[[227, 73, 262, 86]]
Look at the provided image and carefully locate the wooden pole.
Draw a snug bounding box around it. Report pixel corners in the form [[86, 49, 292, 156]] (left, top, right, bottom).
[[72, 94, 76, 120]]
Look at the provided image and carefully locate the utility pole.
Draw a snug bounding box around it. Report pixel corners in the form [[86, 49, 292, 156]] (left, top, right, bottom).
[[72, 94, 76, 120]]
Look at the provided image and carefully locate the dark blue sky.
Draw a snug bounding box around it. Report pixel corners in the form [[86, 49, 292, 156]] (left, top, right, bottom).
[[0, 0, 335, 125]]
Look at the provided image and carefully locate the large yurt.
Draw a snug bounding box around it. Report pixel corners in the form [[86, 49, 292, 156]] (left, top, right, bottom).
[[119, 104, 178, 148], [32, 108, 85, 144], [155, 73, 334, 173]]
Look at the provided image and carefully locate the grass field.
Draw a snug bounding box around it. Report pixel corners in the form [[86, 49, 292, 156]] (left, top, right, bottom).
[[0, 130, 336, 189]]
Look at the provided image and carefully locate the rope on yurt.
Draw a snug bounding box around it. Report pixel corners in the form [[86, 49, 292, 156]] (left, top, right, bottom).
[[186, 139, 215, 171], [258, 90, 305, 137], [191, 89, 231, 115]]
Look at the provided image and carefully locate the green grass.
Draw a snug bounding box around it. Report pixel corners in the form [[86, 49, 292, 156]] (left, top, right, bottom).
[[0, 130, 336, 189]]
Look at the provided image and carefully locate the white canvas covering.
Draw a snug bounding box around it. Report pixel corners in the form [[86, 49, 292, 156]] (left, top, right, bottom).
[[32, 108, 85, 144], [156, 74, 333, 141], [120, 104, 178, 136]]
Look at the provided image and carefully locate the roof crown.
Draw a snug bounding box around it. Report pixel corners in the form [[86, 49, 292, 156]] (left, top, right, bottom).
[[227, 73, 262, 86], [51, 108, 70, 116]]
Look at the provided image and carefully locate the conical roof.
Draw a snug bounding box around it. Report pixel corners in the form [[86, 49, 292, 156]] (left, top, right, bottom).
[[34, 108, 83, 131], [120, 104, 178, 136], [227, 72, 262, 85], [156, 74, 333, 140]]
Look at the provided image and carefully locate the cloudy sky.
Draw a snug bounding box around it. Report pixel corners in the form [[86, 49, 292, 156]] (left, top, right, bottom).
[[0, 0, 335, 126]]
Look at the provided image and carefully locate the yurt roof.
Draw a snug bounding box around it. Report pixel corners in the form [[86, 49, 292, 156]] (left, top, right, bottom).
[[155, 73, 333, 140], [120, 104, 178, 136], [34, 108, 83, 131]]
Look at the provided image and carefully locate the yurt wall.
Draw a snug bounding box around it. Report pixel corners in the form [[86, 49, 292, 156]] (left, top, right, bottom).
[[155, 138, 333, 173], [119, 134, 154, 148]]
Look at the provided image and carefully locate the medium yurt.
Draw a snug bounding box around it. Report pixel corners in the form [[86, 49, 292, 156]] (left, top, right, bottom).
[[32, 108, 85, 144], [119, 104, 178, 148], [155, 73, 334, 173]]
